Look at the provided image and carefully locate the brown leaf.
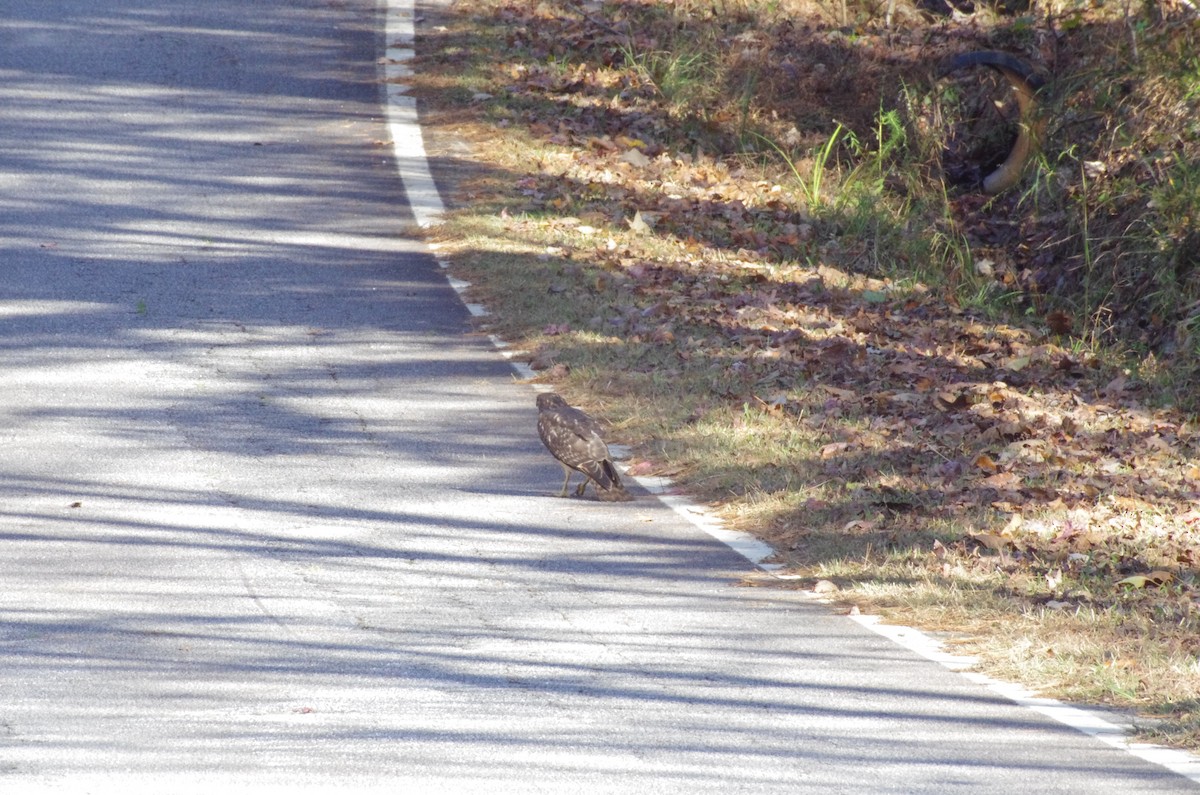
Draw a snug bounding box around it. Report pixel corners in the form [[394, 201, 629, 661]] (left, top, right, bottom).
[[1003, 355, 1030, 372], [820, 385, 857, 401], [969, 532, 1010, 552], [619, 148, 652, 168], [1144, 435, 1173, 454], [1116, 570, 1174, 588], [651, 325, 675, 344], [981, 471, 1022, 490], [974, 454, 999, 473], [935, 390, 968, 411], [820, 442, 851, 460], [1045, 310, 1073, 335], [1105, 657, 1137, 670], [1102, 375, 1128, 396]]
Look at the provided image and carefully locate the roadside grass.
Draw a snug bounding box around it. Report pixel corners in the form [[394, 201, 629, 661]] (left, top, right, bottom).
[[411, 0, 1200, 748]]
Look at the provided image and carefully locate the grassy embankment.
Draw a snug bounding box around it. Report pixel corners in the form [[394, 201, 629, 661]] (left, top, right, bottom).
[[402, 0, 1200, 747]]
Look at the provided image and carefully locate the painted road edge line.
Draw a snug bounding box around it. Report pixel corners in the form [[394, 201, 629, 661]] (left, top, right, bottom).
[[853, 613, 1200, 784], [381, 0, 444, 229], [382, 0, 1200, 783]]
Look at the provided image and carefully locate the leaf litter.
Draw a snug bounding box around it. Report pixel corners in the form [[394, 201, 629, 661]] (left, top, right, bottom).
[[414, 0, 1200, 747]]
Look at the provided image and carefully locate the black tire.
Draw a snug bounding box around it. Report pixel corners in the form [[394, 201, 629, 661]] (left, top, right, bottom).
[[936, 51, 1046, 194]]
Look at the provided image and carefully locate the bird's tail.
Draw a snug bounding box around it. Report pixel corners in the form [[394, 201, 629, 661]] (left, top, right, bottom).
[[580, 461, 628, 499], [602, 459, 622, 490], [589, 460, 633, 501]]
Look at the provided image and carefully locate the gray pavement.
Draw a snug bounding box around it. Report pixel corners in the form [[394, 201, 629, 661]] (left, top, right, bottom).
[[0, 0, 1197, 791]]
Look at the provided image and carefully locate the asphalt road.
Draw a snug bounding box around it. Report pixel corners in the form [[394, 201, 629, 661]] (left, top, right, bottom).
[[0, 0, 1197, 792]]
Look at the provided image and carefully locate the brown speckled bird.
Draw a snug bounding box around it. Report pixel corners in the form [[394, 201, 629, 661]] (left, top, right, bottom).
[[536, 393, 630, 500]]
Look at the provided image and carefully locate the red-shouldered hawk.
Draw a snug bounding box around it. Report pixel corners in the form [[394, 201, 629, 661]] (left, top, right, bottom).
[[536, 393, 631, 500]]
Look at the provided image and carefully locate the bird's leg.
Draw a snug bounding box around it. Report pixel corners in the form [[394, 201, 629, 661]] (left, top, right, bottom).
[[558, 464, 573, 497], [574, 479, 589, 498]]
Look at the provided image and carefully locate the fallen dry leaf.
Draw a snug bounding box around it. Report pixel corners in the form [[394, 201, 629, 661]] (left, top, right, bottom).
[[820, 442, 851, 459], [974, 454, 999, 474], [981, 471, 1022, 490], [1116, 571, 1174, 588], [1045, 310, 1073, 335], [619, 148, 652, 168], [969, 532, 1010, 552]]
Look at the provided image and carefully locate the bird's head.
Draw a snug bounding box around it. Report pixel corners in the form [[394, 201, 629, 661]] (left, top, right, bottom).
[[536, 392, 568, 410]]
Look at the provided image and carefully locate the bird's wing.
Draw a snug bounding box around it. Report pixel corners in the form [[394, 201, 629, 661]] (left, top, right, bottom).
[[549, 405, 605, 438], [538, 406, 610, 463], [559, 408, 613, 461]]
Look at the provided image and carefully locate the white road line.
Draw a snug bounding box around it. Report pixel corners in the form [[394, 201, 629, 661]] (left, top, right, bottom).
[[854, 613, 1200, 785], [381, 1, 1200, 783], [381, 0, 444, 229]]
